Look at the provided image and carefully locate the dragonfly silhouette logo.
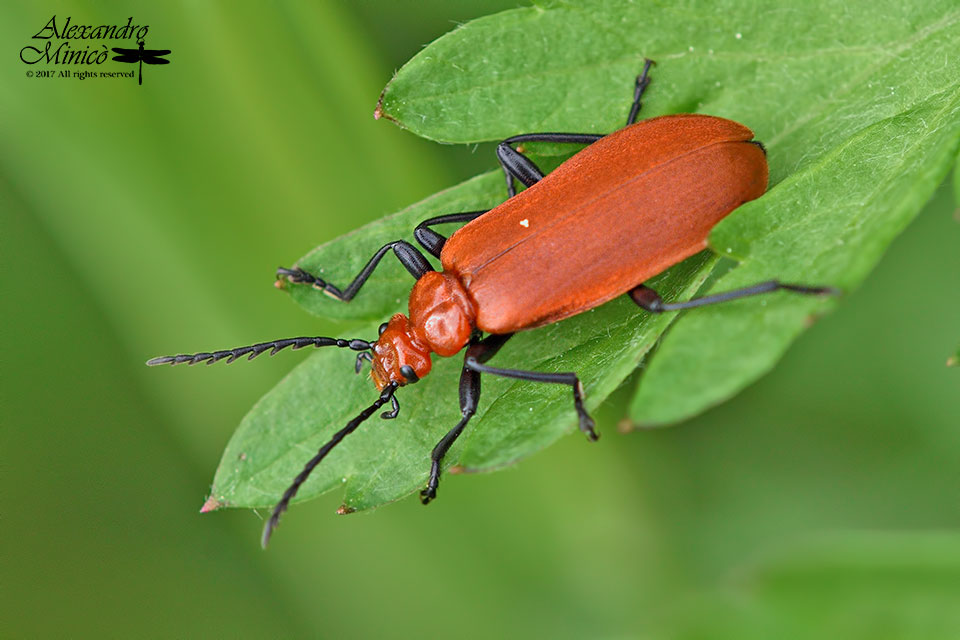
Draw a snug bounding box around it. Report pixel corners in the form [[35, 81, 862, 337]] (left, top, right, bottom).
[[111, 39, 171, 85]]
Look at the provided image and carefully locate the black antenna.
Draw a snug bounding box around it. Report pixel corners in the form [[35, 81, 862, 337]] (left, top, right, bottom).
[[146, 336, 373, 366], [261, 382, 400, 548]]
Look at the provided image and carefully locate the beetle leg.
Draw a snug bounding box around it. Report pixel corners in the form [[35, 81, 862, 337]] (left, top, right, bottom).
[[277, 240, 433, 301], [380, 394, 400, 420], [494, 60, 655, 197], [413, 211, 489, 259], [355, 351, 373, 374], [626, 58, 655, 126], [628, 281, 841, 313], [497, 133, 603, 197], [462, 339, 598, 441], [421, 333, 512, 504], [497, 142, 546, 197]]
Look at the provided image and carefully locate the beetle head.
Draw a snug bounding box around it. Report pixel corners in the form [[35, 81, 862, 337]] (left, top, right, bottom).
[[370, 314, 432, 389]]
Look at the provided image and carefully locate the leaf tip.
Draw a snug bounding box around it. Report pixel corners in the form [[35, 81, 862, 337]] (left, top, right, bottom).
[[447, 464, 466, 475], [199, 495, 224, 513], [373, 83, 403, 126], [336, 504, 356, 515]]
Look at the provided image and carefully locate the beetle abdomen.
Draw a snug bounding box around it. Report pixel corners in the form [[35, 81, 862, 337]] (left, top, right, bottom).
[[441, 115, 768, 334]]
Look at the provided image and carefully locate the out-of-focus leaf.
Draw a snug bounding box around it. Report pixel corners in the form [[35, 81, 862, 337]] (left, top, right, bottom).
[[207, 169, 716, 510], [631, 88, 960, 425], [954, 154, 960, 204], [665, 532, 960, 639]]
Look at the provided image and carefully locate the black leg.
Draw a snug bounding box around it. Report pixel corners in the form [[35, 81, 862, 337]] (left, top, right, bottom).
[[414, 211, 489, 259], [497, 133, 604, 197], [462, 342, 597, 441], [629, 281, 841, 313], [278, 240, 433, 302], [626, 58, 655, 126], [380, 394, 400, 420], [493, 61, 655, 197], [421, 333, 512, 504], [354, 351, 373, 374]]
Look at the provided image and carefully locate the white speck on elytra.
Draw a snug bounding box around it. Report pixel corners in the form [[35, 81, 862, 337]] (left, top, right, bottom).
[[520, 219, 529, 227]]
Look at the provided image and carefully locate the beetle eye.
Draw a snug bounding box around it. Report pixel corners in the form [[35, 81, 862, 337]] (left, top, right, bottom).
[[400, 365, 419, 383], [378, 322, 389, 336]]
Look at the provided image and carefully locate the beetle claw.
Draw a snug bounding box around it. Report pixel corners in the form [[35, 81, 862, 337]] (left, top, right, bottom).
[[582, 417, 599, 441]]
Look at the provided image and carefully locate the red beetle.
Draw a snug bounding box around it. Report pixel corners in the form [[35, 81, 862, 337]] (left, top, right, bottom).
[[150, 60, 837, 546]]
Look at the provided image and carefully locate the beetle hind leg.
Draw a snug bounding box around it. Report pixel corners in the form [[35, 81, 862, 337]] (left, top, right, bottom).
[[629, 281, 841, 313], [462, 335, 598, 441]]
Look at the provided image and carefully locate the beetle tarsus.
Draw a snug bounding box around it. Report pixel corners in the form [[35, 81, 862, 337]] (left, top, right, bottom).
[[380, 394, 400, 420], [781, 283, 843, 297], [277, 265, 321, 286], [573, 381, 598, 441], [420, 467, 439, 505], [355, 351, 373, 374], [626, 58, 655, 126], [419, 487, 436, 505]]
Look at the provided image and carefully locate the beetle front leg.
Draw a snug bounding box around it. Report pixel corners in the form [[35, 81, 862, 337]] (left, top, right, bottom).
[[628, 281, 840, 313], [277, 240, 433, 302], [421, 333, 512, 504]]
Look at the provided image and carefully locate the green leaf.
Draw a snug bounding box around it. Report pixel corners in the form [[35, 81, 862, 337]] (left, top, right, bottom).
[[211, 0, 960, 511], [631, 87, 960, 425], [379, 0, 960, 425], [209, 171, 716, 510], [379, 1, 960, 172]]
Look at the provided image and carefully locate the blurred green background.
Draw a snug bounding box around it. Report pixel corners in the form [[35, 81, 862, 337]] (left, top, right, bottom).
[[3, 2, 959, 638]]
